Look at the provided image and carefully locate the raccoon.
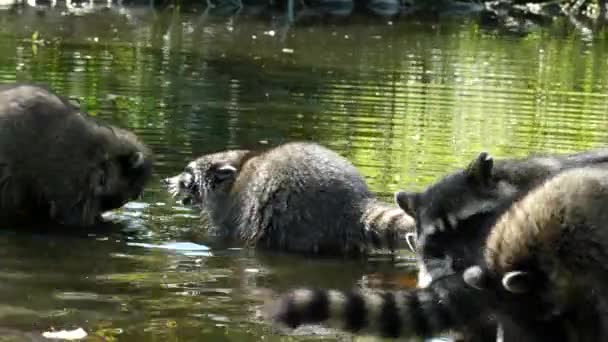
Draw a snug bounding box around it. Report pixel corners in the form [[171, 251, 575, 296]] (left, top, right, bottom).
[[389, 150, 608, 341], [0, 83, 153, 227], [395, 149, 608, 287], [162, 141, 414, 256], [266, 272, 569, 341], [463, 166, 608, 327], [268, 153, 608, 342]]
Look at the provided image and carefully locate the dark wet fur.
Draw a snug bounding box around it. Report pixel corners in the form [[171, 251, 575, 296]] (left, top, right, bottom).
[[163, 141, 415, 257], [268, 273, 588, 341], [398, 149, 608, 281], [462, 167, 608, 341], [394, 149, 608, 341], [0, 83, 153, 228]]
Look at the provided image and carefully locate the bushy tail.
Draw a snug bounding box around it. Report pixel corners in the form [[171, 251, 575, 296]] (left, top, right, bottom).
[[360, 198, 415, 253], [266, 275, 488, 339]]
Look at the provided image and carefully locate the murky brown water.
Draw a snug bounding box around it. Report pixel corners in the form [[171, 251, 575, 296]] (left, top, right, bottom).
[[0, 2, 607, 341]]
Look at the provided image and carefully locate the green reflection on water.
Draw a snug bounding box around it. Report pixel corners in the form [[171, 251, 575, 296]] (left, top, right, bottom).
[[0, 4, 606, 341]]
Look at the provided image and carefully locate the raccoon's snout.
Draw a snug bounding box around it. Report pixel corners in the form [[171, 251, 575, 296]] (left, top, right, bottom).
[[161, 176, 188, 189], [163, 172, 201, 206]]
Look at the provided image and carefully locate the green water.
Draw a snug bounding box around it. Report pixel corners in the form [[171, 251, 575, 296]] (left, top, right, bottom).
[[0, 3, 607, 341]]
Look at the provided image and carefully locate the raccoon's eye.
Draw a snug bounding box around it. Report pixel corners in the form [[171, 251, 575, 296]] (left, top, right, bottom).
[[419, 232, 445, 259], [210, 164, 237, 183]]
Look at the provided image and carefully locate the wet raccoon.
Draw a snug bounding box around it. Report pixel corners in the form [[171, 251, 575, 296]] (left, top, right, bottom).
[[389, 150, 608, 341], [268, 154, 608, 342], [162, 141, 414, 256], [266, 273, 568, 341], [0, 83, 153, 227], [395, 149, 608, 287], [462, 166, 608, 339]]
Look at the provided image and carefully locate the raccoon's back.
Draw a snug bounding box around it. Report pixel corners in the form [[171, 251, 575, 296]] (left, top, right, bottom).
[[0, 84, 79, 159], [251, 142, 371, 197], [233, 142, 373, 254], [486, 166, 608, 276]]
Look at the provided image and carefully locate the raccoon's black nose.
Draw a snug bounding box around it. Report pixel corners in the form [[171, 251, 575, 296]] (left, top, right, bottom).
[[161, 178, 170, 185]]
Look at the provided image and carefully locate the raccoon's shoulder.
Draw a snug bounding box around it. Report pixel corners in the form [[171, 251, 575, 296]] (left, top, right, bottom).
[[466, 166, 608, 295], [0, 83, 75, 117], [265, 141, 347, 164], [486, 166, 608, 264], [257, 142, 365, 181]]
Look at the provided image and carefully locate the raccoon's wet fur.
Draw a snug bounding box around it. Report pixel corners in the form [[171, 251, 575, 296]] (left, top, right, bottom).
[[162, 141, 414, 256], [461, 166, 608, 339], [395, 149, 608, 287], [389, 150, 608, 341], [0, 83, 153, 227], [266, 272, 578, 341]]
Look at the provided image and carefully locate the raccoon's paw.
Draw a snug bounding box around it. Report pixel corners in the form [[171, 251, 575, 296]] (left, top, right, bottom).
[[501, 271, 533, 294], [463, 265, 492, 290]]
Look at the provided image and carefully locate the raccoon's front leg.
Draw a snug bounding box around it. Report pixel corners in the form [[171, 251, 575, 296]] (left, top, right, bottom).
[[267, 274, 490, 339]]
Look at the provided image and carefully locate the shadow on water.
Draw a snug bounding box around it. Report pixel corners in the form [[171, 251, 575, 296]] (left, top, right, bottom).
[[0, 2, 607, 341]]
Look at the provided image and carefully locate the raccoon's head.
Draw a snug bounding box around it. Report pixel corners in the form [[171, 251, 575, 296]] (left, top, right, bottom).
[[47, 126, 153, 227], [395, 152, 519, 286], [93, 128, 154, 213], [463, 265, 562, 321], [162, 150, 250, 208]]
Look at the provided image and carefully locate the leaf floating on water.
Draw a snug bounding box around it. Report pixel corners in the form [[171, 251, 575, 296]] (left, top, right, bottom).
[[42, 327, 87, 340]]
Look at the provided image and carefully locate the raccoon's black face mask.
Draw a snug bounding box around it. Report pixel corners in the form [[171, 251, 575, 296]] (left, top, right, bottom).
[[396, 152, 516, 286], [163, 161, 202, 206], [163, 156, 239, 208], [97, 151, 152, 212]]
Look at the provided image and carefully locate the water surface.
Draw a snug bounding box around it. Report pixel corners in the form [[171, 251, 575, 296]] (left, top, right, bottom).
[[0, 3, 607, 341]]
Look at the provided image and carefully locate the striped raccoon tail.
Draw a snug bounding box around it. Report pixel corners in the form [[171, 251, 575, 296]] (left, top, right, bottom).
[[266, 275, 488, 339], [360, 198, 416, 253]]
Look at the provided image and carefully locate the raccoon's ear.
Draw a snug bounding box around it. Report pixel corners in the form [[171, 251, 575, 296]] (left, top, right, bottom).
[[394, 190, 419, 217], [129, 152, 145, 169], [463, 265, 492, 290], [502, 271, 532, 294], [465, 152, 494, 185], [211, 163, 238, 182], [119, 152, 146, 171]]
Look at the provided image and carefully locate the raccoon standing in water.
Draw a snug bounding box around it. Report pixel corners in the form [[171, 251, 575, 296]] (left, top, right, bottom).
[[0, 83, 153, 227], [268, 152, 608, 342], [268, 166, 608, 341], [162, 141, 414, 256], [392, 150, 608, 341], [395, 149, 608, 288], [462, 166, 608, 333]]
